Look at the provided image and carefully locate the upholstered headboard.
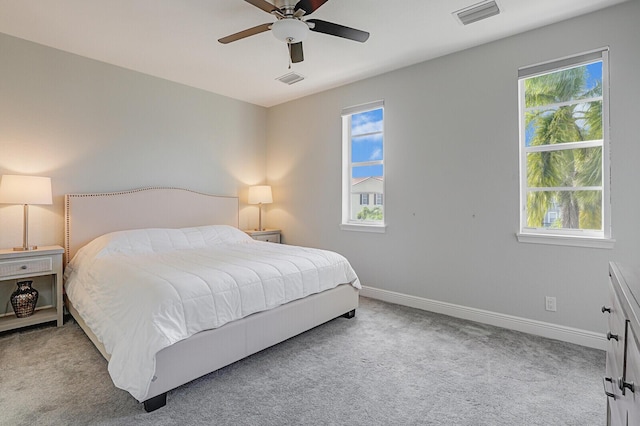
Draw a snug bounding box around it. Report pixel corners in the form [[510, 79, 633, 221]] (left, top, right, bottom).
[[64, 187, 239, 264]]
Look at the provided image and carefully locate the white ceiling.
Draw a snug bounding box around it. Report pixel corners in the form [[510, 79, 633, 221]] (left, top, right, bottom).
[[0, 0, 628, 107]]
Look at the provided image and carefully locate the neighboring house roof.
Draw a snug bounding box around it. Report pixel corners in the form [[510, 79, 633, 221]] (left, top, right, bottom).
[[352, 176, 383, 186], [352, 176, 383, 194]]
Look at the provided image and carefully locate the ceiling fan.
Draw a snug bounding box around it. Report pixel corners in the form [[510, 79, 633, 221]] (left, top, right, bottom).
[[218, 0, 370, 64]]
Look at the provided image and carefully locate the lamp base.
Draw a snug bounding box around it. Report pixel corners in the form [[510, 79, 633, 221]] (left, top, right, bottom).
[[13, 245, 38, 251]]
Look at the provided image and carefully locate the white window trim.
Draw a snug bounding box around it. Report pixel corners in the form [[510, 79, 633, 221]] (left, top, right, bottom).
[[341, 100, 387, 233], [340, 223, 387, 233], [516, 233, 615, 249], [517, 48, 612, 248]]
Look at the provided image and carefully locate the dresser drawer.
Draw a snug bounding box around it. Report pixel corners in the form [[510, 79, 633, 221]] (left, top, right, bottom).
[[0, 257, 53, 278], [607, 279, 626, 373]]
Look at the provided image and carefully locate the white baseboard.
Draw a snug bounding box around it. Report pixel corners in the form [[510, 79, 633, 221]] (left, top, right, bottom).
[[359, 286, 606, 351]]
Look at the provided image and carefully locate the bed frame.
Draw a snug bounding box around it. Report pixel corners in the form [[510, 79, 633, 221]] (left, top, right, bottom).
[[64, 187, 359, 412]]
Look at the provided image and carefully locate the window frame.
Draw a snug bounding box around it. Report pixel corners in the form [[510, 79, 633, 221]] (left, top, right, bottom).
[[341, 100, 386, 233], [516, 48, 614, 248]]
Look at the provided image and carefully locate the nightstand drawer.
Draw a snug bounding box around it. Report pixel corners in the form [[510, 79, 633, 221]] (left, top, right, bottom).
[[253, 233, 281, 243], [244, 229, 282, 243], [0, 257, 53, 278]]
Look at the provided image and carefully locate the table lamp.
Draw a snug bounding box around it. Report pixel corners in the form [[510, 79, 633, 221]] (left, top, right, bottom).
[[248, 185, 272, 231], [0, 175, 53, 251]]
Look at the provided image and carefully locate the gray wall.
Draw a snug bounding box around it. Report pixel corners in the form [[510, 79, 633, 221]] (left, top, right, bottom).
[[266, 1, 640, 333], [0, 33, 268, 250]]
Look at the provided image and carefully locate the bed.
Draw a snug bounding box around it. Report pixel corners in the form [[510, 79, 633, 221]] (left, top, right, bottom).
[[63, 187, 360, 412]]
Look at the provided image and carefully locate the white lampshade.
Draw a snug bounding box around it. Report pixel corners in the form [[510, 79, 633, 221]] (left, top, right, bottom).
[[0, 175, 53, 205], [271, 19, 309, 43], [0, 175, 52, 251], [248, 185, 273, 205]]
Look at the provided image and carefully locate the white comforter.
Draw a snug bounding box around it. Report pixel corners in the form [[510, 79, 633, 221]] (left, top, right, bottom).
[[64, 225, 360, 402]]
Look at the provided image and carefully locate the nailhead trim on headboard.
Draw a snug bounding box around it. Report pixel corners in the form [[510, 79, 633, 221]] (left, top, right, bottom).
[[64, 187, 239, 266]]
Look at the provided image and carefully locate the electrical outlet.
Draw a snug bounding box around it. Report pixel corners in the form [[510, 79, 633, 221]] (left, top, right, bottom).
[[545, 296, 557, 312]]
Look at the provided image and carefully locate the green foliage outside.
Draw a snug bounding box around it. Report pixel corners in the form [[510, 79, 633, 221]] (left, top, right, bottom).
[[357, 206, 383, 221], [525, 64, 603, 230]]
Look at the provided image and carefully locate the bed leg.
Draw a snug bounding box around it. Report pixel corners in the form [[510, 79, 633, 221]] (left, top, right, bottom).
[[342, 309, 356, 319], [143, 393, 167, 412]]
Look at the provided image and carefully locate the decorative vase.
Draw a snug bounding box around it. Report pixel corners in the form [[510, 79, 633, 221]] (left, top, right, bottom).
[[10, 280, 39, 318]]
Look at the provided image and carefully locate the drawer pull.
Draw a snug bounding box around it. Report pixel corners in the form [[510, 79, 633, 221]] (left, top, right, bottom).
[[619, 377, 635, 394], [607, 332, 619, 341], [20, 265, 28, 270], [603, 377, 616, 399], [601, 306, 611, 313]]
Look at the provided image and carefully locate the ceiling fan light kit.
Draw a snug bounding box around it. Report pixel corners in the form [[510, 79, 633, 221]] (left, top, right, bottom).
[[271, 18, 309, 43], [219, 0, 369, 65]]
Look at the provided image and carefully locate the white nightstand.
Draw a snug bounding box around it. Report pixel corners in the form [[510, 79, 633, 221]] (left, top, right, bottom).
[[0, 245, 64, 332], [244, 229, 281, 243]]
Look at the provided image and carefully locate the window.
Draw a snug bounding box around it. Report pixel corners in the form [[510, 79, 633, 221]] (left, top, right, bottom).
[[341, 100, 385, 232], [518, 49, 612, 248]]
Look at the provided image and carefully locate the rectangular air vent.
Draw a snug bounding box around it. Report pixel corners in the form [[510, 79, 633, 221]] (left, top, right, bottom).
[[454, 0, 500, 25], [276, 72, 305, 85]]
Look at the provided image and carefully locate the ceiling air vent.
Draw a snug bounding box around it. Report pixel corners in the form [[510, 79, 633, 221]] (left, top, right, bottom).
[[276, 72, 305, 85], [454, 0, 500, 25]]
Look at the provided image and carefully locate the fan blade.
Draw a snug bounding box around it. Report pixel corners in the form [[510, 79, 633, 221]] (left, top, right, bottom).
[[289, 42, 304, 63], [294, 0, 329, 15], [218, 23, 272, 44], [244, 0, 281, 14], [307, 19, 369, 42]]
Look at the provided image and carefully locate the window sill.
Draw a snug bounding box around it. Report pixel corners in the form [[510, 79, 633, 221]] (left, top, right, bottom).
[[516, 233, 615, 249], [340, 223, 387, 234]]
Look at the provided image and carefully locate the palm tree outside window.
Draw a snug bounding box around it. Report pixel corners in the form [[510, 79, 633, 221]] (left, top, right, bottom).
[[518, 48, 611, 243]]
